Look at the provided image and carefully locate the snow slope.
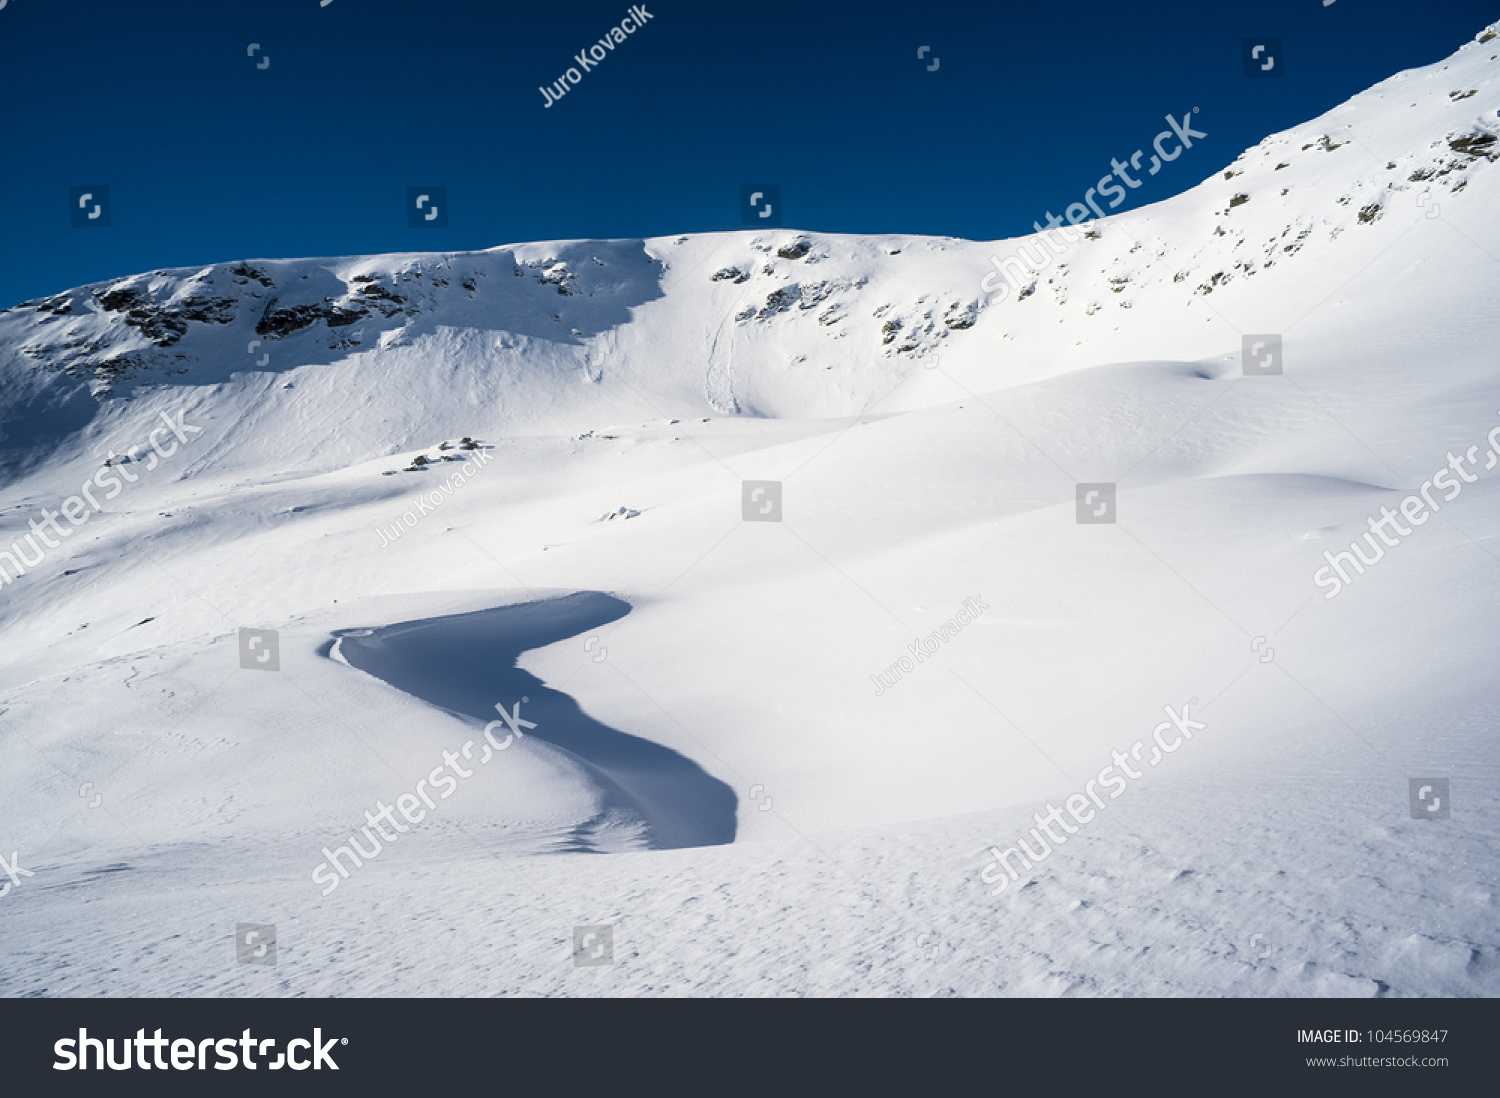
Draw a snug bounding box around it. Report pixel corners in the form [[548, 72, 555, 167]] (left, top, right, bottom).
[[0, 23, 1498, 997]]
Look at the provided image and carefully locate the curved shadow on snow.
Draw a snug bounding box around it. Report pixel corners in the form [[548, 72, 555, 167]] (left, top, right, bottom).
[[331, 592, 736, 851]]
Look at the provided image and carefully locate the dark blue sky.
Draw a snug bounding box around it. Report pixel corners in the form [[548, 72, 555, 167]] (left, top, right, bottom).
[[1, 0, 1494, 306]]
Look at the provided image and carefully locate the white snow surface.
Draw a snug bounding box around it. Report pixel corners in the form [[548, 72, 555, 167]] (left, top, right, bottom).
[[1, 26, 1499, 996]]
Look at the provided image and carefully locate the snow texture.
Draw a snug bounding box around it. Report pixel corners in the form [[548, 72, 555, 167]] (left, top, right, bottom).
[[1, 24, 1499, 997]]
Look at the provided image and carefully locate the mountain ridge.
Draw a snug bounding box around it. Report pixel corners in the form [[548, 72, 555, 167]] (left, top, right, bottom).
[[1, 21, 1495, 478]]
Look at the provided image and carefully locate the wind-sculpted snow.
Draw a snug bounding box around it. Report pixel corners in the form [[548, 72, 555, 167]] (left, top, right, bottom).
[[332, 593, 738, 851]]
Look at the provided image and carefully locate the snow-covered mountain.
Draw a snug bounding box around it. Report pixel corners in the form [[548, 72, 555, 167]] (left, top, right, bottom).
[[1, 24, 1497, 997]]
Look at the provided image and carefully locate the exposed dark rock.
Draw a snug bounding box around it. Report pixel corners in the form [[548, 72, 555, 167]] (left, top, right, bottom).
[[32, 295, 74, 316], [228, 263, 275, 288], [1303, 135, 1345, 152], [93, 285, 233, 348], [97, 286, 146, 312], [124, 307, 188, 346], [795, 281, 834, 310], [1449, 131, 1497, 158], [255, 297, 369, 339], [760, 284, 802, 318], [942, 301, 978, 329], [539, 265, 578, 295], [326, 305, 367, 327], [177, 295, 236, 325]]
